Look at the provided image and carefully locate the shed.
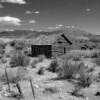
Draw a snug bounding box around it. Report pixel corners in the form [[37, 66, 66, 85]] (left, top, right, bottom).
[[31, 33, 72, 58], [52, 33, 72, 56], [31, 45, 52, 58]]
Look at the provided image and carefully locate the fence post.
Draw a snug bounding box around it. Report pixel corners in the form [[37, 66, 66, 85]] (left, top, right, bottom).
[[5, 68, 10, 91], [30, 80, 35, 99], [16, 82, 24, 98]]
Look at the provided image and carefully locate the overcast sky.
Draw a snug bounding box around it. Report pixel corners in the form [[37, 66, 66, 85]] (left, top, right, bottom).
[[0, 0, 100, 34]]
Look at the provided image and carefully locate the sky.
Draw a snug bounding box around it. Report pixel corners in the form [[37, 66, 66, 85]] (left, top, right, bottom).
[[0, 0, 100, 34]]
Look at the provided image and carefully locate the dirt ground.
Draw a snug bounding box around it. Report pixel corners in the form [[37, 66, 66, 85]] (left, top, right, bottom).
[[0, 57, 100, 100]]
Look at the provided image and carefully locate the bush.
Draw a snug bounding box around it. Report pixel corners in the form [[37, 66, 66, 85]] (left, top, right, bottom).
[[1, 67, 28, 83], [58, 61, 79, 79], [43, 87, 58, 94], [47, 58, 58, 72], [57, 61, 92, 84], [10, 40, 17, 47], [77, 72, 93, 88], [38, 55, 46, 62], [95, 57, 100, 66], [1, 58, 7, 64], [15, 41, 26, 50], [0, 40, 6, 49], [31, 55, 46, 68], [37, 67, 44, 75], [10, 51, 30, 67], [31, 59, 39, 68]]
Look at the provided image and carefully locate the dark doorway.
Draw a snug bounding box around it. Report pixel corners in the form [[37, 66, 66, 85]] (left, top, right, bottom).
[[64, 47, 66, 54], [31, 45, 52, 58]]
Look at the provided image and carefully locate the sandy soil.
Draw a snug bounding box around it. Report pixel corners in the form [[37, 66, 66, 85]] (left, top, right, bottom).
[[0, 58, 100, 100]]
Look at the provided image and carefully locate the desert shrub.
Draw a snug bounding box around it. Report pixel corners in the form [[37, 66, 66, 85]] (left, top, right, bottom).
[[72, 56, 81, 61], [10, 51, 30, 67], [31, 59, 39, 68], [11, 40, 27, 50], [37, 67, 44, 75], [0, 40, 6, 49], [58, 60, 94, 97], [77, 72, 93, 88], [57, 61, 90, 80], [43, 87, 58, 94], [0, 49, 5, 55], [1, 58, 7, 64], [0, 54, 3, 59], [58, 61, 80, 79], [91, 52, 98, 58], [69, 86, 84, 98], [74, 63, 94, 88], [10, 40, 17, 47], [1, 67, 28, 83], [15, 41, 25, 50], [31, 56, 43, 68], [47, 58, 58, 72], [95, 57, 100, 66], [38, 55, 46, 62]]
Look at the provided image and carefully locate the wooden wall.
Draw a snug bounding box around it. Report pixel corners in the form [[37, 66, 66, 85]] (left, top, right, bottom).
[[52, 35, 72, 57]]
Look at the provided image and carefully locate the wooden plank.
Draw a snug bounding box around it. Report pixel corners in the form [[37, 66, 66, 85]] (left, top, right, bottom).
[[30, 80, 35, 99], [5, 68, 11, 91]]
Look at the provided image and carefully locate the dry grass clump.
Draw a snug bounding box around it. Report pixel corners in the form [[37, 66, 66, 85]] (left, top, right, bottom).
[[47, 58, 58, 72], [43, 87, 59, 95], [10, 40, 17, 47], [10, 51, 30, 67], [95, 52, 100, 65], [58, 61, 80, 79], [1, 57, 7, 64], [1, 67, 28, 83], [38, 55, 46, 62], [31, 59, 39, 68], [58, 60, 95, 87], [77, 72, 93, 88], [95, 57, 100, 66], [0, 40, 6, 49], [15, 41, 26, 50], [10, 40, 27, 50], [37, 67, 44, 75], [31, 55, 46, 68], [67, 50, 100, 60], [0, 41, 5, 58]]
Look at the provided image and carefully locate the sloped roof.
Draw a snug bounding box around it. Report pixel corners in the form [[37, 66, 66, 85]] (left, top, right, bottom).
[[60, 34, 72, 45]]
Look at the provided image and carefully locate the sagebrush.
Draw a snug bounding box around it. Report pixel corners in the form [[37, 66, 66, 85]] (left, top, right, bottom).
[[10, 51, 30, 67]]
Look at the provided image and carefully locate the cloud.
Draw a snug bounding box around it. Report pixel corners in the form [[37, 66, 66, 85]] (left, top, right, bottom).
[[29, 20, 36, 24], [86, 8, 91, 12], [26, 10, 40, 14], [0, 4, 4, 8], [0, 0, 26, 4], [34, 11, 40, 14], [0, 16, 21, 26], [57, 24, 64, 27], [26, 11, 32, 14], [48, 24, 64, 30]]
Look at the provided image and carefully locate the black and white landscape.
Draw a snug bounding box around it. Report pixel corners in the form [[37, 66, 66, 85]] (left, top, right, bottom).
[[0, 0, 100, 100]]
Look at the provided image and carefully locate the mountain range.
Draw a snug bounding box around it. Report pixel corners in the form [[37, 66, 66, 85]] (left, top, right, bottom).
[[0, 28, 99, 42]]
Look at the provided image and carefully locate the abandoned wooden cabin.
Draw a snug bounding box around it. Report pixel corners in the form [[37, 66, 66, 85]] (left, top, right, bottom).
[[31, 45, 52, 58], [31, 33, 72, 58]]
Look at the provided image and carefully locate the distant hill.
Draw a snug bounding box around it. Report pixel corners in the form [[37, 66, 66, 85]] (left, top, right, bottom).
[[0, 27, 99, 41]]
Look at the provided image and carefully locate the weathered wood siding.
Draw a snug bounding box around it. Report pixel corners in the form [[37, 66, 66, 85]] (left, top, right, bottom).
[[52, 35, 72, 57]]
